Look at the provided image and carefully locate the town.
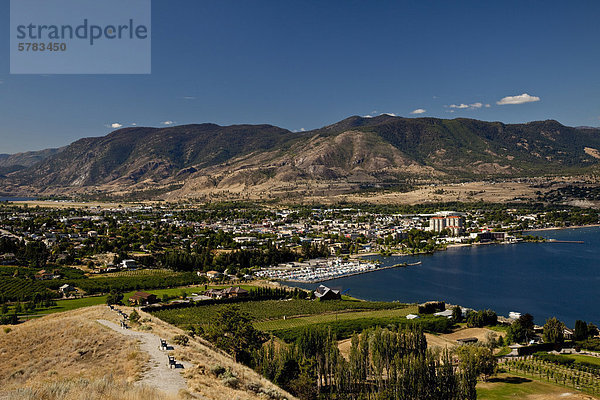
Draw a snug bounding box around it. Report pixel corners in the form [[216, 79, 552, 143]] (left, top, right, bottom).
[[0, 201, 597, 284]]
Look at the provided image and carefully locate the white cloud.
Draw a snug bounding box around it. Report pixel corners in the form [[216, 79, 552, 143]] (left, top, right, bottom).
[[131, 123, 137, 126], [448, 102, 483, 110], [182, 96, 196, 100], [294, 128, 306, 132], [363, 114, 373, 118], [485, 104, 491, 108], [497, 93, 540, 105], [380, 112, 396, 116], [110, 123, 123, 129], [410, 109, 426, 114], [162, 120, 175, 125]]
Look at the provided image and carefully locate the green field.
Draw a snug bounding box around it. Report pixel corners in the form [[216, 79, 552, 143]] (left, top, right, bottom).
[[149, 298, 455, 343], [18, 295, 108, 318], [568, 354, 600, 367], [89, 268, 186, 279], [151, 299, 410, 327], [255, 306, 417, 331], [477, 373, 590, 399], [14, 284, 218, 318]]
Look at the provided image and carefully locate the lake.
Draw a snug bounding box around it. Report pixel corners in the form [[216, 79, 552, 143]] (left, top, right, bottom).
[[286, 227, 600, 327]]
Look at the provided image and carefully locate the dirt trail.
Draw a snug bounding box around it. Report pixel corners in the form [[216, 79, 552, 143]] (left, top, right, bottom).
[[97, 319, 191, 397]]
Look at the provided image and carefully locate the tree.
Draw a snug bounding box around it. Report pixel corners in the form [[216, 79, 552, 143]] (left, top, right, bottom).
[[574, 320, 589, 341], [543, 317, 566, 344], [129, 309, 140, 324], [452, 306, 463, 322], [106, 290, 123, 305], [507, 313, 535, 344], [205, 305, 264, 364], [287, 358, 318, 400], [455, 344, 497, 381], [518, 313, 535, 335], [587, 323, 599, 337], [172, 334, 189, 346]]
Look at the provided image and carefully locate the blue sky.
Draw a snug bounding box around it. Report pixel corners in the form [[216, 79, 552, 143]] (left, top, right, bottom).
[[1, 0, 600, 153]]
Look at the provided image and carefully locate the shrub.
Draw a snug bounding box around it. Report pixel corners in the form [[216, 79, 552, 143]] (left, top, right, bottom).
[[245, 382, 262, 393], [210, 364, 226, 377], [418, 301, 445, 314], [260, 388, 286, 400], [129, 310, 140, 324], [172, 334, 189, 346], [222, 375, 240, 389], [577, 337, 600, 351]]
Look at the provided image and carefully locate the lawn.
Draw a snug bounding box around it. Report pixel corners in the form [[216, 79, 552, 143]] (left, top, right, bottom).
[[569, 354, 600, 367], [20, 295, 108, 318], [151, 299, 410, 327], [255, 306, 417, 331], [477, 373, 588, 399]]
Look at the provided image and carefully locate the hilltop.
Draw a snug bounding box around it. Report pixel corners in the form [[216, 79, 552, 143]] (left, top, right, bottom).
[[2, 115, 600, 200], [0, 305, 295, 400]]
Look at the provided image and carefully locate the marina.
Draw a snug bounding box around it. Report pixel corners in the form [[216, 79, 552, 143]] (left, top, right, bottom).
[[255, 258, 422, 283]]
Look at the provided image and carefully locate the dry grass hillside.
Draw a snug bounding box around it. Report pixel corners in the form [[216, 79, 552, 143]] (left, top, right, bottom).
[[0, 306, 156, 399], [131, 306, 296, 400], [0, 305, 295, 400]]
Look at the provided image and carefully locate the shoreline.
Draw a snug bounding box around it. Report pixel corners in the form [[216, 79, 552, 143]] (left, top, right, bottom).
[[523, 224, 600, 233], [281, 261, 422, 284]]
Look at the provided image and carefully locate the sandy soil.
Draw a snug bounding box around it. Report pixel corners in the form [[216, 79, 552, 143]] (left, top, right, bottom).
[[427, 327, 505, 349]]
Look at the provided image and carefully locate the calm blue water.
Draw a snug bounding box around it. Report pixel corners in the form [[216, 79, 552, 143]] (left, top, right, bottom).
[[287, 227, 600, 327]]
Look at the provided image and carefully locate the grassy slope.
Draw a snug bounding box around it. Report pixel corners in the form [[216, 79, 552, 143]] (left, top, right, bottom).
[[255, 306, 417, 331], [1, 304, 296, 400], [567, 354, 600, 367], [0, 306, 146, 395], [477, 373, 596, 400], [152, 299, 410, 327]]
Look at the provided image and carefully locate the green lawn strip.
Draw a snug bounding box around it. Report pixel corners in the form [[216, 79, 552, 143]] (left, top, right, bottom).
[[477, 373, 581, 400], [504, 360, 600, 397], [487, 325, 509, 333], [568, 354, 600, 367], [255, 306, 417, 331], [18, 295, 108, 318]]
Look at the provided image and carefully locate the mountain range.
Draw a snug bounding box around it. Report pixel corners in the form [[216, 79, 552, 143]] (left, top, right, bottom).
[[2, 115, 600, 199]]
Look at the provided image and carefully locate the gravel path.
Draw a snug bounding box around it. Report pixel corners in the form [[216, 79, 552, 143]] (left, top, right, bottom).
[[97, 319, 190, 396]]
